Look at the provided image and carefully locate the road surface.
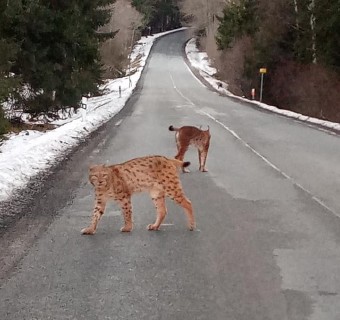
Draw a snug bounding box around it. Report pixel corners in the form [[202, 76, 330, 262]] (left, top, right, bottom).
[[1, 29, 340, 320]]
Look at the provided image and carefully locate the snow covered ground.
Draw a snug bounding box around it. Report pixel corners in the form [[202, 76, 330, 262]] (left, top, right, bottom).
[[1, 29, 339, 202]]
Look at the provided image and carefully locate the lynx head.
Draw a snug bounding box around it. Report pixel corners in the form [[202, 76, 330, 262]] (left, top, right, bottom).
[[89, 165, 111, 188]]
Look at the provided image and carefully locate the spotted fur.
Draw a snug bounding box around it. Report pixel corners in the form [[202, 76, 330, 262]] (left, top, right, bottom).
[[81, 155, 195, 235], [169, 125, 211, 172]]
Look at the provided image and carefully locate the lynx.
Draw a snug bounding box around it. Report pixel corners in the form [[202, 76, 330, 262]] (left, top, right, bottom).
[[81, 155, 195, 235], [169, 125, 211, 173]]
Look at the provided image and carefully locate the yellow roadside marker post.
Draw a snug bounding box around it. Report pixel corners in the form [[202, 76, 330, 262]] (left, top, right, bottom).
[[259, 68, 267, 102]]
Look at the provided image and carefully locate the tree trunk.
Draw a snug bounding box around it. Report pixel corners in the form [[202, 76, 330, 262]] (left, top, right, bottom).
[[309, 0, 317, 64]]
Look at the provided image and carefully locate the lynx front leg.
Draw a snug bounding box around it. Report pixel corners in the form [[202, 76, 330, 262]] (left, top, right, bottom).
[[117, 197, 133, 232], [148, 191, 167, 231], [81, 195, 107, 235]]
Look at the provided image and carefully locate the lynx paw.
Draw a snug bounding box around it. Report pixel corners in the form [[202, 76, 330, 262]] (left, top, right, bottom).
[[188, 223, 196, 231], [147, 224, 160, 231], [120, 226, 132, 232], [81, 227, 95, 235]]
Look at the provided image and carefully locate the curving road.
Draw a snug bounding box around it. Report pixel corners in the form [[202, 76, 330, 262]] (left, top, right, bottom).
[[1, 29, 340, 320]]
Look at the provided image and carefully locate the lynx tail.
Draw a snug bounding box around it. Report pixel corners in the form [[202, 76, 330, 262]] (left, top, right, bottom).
[[170, 159, 191, 168], [168, 125, 179, 131]]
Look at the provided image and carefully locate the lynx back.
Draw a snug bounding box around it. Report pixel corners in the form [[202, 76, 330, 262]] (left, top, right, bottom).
[[81, 155, 195, 235], [169, 125, 211, 172]]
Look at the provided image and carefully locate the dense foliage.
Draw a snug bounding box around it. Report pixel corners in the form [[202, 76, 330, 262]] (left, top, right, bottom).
[[216, 0, 340, 75], [216, 0, 258, 50], [132, 0, 181, 33], [0, 1, 20, 132], [0, 0, 115, 119], [1, 0, 339, 134], [213, 0, 340, 121]]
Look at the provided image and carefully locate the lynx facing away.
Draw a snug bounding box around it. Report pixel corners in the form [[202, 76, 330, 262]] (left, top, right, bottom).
[[169, 125, 211, 173], [81, 155, 195, 235]]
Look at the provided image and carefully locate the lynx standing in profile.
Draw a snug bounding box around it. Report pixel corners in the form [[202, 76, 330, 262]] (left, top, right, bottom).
[[81, 155, 195, 235], [169, 125, 211, 173]]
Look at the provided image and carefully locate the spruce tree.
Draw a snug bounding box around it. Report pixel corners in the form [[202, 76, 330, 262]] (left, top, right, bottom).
[[132, 0, 181, 33], [0, 0, 21, 134], [216, 0, 258, 50], [2, 0, 116, 116], [315, 0, 340, 70]]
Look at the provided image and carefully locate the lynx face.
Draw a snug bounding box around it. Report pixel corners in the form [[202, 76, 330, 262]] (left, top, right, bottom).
[[81, 155, 195, 235], [169, 125, 211, 172]]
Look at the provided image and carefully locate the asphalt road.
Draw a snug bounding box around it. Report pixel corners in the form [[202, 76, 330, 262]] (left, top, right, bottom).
[[1, 30, 340, 320]]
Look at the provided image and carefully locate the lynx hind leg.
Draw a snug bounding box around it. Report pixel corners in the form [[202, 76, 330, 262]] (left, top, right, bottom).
[[165, 180, 195, 230], [198, 149, 209, 172], [117, 196, 133, 232], [148, 189, 167, 231], [175, 145, 190, 173], [81, 193, 107, 235]]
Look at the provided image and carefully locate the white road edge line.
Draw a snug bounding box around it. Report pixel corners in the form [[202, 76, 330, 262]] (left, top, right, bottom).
[[201, 110, 339, 219], [170, 73, 197, 104], [115, 119, 123, 126]]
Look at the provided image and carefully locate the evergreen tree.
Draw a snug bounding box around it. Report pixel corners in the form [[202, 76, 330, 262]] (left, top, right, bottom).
[[132, 0, 157, 29], [150, 0, 181, 32], [132, 0, 181, 33], [216, 0, 258, 50], [0, 38, 18, 135], [290, 0, 316, 63], [287, 0, 340, 69], [315, 0, 340, 70], [2, 0, 116, 116], [0, 0, 21, 134]]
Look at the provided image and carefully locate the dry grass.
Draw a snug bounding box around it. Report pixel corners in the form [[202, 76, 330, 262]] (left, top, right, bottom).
[[269, 60, 340, 123], [9, 122, 57, 133]]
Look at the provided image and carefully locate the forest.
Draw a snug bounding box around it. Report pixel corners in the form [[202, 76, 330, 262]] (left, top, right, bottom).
[[181, 0, 340, 123], [1, 0, 339, 136]]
